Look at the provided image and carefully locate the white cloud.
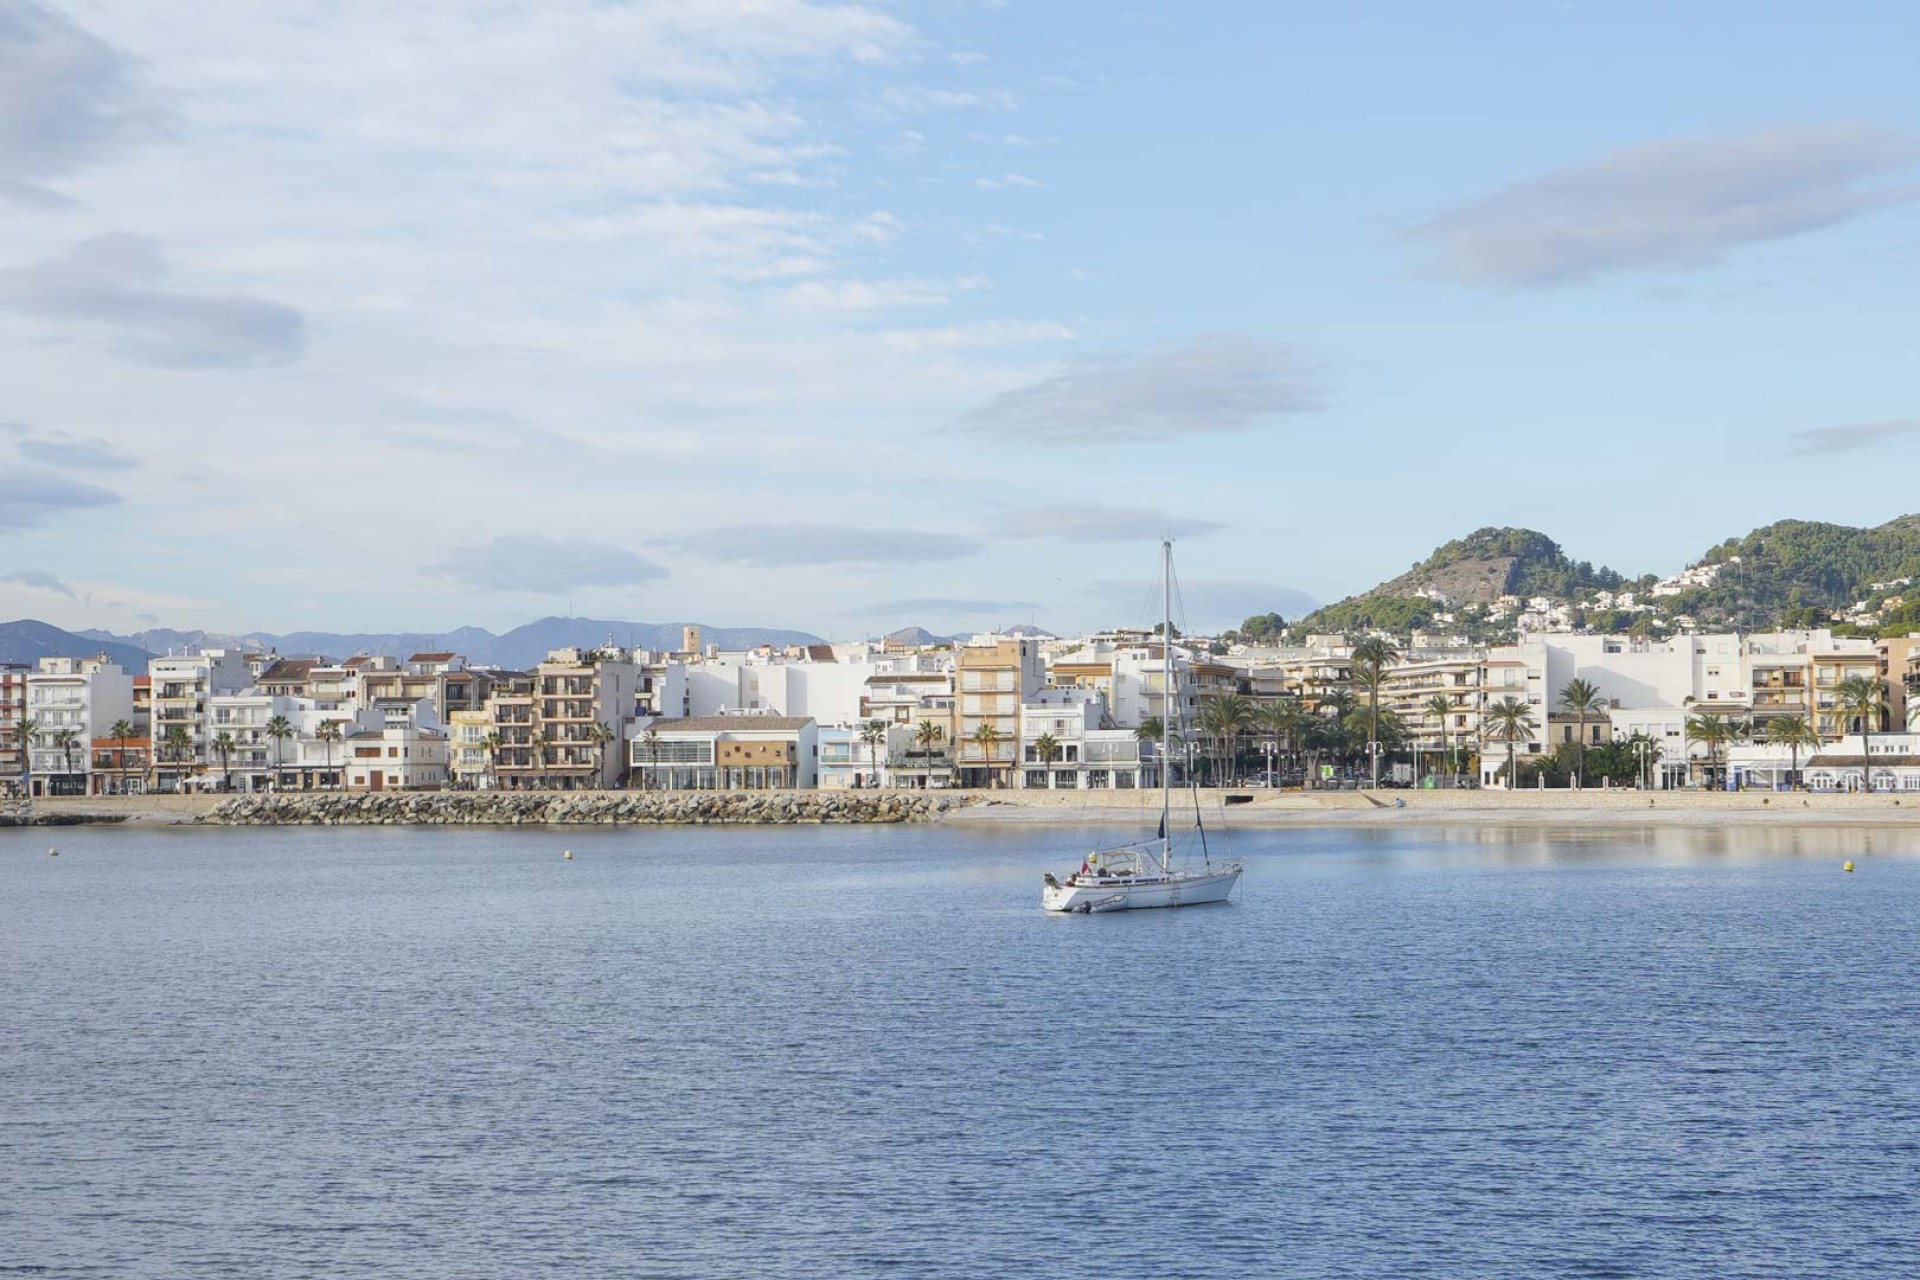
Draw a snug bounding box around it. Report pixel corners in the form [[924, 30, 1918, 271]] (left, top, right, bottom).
[[1, 567, 76, 597], [1413, 124, 1920, 288], [0, 0, 167, 204], [954, 336, 1322, 443], [1788, 419, 1920, 456], [670, 524, 983, 567], [0, 234, 305, 367], [0, 465, 121, 529], [428, 536, 669, 593]]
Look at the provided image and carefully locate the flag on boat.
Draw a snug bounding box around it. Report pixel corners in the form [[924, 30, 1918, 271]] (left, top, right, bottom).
[[1156, 814, 1166, 840]]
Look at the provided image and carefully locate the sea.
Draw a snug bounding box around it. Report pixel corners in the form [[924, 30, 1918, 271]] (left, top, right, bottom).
[[3, 821, 1917, 1278]]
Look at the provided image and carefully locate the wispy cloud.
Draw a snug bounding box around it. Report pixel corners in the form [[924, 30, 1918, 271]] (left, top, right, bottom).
[[0, 0, 167, 205], [882, 85, 1017, 112], [1413, 124, 1920, 289], [976, 172, 1042, 190], [1788, 419, 1920, 456], [670, 523, 982, 567], [15, 430, 138, 471], [874, 318, 1073, 353], [955, 336, 1321, 443], [1, 567, 76, 597], [1007, 505, 1224, 542], [428, 536, 668, 592], [0, 465, 121, 529], [0, 234, 306, 368]]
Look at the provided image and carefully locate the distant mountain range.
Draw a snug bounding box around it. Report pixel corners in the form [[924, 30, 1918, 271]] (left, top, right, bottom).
[[1, 617, 823, 670], [0, 620, 153, 671]]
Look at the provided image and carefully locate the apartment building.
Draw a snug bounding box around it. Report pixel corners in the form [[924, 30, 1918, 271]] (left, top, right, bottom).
[[0, 663, 25, 791], [1811, 644, 1884, 739], [24, 656, 134, 796], [148, 649, 252, 790], [338, 699, 449, 791], [89, 733, 150, 795], [207, 691, 316, 791], [446, 708, 494, 789], [358, 652, 493, 723], [490, 649, 635, 790], [955, 637, 1044, 788]]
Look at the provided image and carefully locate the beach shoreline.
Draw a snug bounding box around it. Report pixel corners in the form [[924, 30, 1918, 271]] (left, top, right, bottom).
[[11, 788, 1920, 831]]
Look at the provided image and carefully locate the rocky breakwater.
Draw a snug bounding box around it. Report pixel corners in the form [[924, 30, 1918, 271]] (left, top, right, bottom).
[[198, 790, 977, 826]]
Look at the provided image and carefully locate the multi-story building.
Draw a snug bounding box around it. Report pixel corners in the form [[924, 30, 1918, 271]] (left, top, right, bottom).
[[24, 656, 134, 796], [89, 734, 150, 795], [1811, 644, 1884, 739], [955, 636, 1044, 788], [446, 708, 494, 789], [490, 649, 636, 790], [148, 649, 252, 790], [337, 699, 448, 791], [1, 663, 26, 792], [207, 691, 318, 791], [627, 715, 817, 790], [357, 652, 493, 724]]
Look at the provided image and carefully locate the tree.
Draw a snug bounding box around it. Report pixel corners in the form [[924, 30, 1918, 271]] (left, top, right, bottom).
[[1238, 612, 1287, 644], [53, 727, 79, 794], [1831, 674, 1889, 792], [1350, 636, 1401, 788], [969, 721, 1003, 787], [532, 730, 555, 788], [318, 720, 344, 790], [1424, 694, 1455, 777], [859, 719, 888, 789], [1557, 678, 1608, 790], [1763, 715, 1817, 789], [1684, 715, 1732, 790], [212, 731, 235, 791], [587, 720, 615, 789], [109, 719, 135, 795], [913, 719, 944, 786], [643, 728, 661, 791], [161, 724, 191, 790], [265, 715, 294, 792], [1482, 696, 1537, 789], [13, 716, 39, 796], [1032, 731, 1061, 787], [1258, 698, 1310, 781], [1198, 694, 1253, 784]]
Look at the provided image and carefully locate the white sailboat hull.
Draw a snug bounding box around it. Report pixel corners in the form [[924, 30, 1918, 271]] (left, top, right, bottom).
[[1041, 866, 1241, 913]]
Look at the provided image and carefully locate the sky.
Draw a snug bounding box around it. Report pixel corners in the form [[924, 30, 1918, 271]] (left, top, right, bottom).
[[3, 0, 1919, 640]]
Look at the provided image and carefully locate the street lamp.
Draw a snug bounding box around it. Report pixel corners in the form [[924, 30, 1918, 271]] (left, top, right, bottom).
[[1261, 738, 1277, 786], [1366, 739, 1384, 789]]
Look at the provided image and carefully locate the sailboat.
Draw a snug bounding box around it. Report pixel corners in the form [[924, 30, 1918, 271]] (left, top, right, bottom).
[[1041, 539, 1243, 913]]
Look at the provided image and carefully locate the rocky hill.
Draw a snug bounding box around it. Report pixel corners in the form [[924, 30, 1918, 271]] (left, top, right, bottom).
[[0, 620, 152, 670]]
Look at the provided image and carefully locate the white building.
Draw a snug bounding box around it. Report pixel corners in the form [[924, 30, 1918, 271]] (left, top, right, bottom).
[[627, 715, 818, 790], [24, 656, 134, 796], [148, 649, 254, 789]]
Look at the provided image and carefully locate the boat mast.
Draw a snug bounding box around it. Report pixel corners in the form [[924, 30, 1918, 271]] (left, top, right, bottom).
[[1161, 537, 1173, 873]]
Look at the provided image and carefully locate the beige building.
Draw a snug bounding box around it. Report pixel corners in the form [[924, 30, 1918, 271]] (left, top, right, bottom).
[[490, 649, 636, 789], [955, 637, 1043, 787]]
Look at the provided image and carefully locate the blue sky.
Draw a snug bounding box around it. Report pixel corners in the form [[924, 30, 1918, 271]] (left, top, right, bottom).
[[2, 1, 1918, 639]]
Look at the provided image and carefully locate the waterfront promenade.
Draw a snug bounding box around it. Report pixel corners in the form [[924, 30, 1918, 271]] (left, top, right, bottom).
[[15, 788, 1920, 829]]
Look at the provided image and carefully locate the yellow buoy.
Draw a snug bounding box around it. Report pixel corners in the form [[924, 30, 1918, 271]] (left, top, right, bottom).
[[1843, 861, 1854, 873], [563, 849, 573, 861]]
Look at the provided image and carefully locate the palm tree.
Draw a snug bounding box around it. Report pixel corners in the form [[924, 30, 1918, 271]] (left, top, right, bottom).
[[1032, 731, 1061, 788], [1831, 674, 1889, 793], [587, 720, 616, 790], [161, 724, 191, 791], [53, 727, 79, 795], [265, 715, 293, 792], [1258, 698, 1309, 782], [1763, 714, 1818, 790], [14, 715, 39, 797], [109, 719, 134, 795], [1350, 636, 1401, 789], [969, 722, 1003, 788], [1482, 696, 1537, 790], [1215, 693, 1255, 783], [212, 730, 236, 791], [1684, 714, 1731, 790], [913, 719, 943, 787], [859, 719, 888, 789], [643, 728, 661, 791], [533, 730, 555, 789], [1423, 694, 1455, 778], [318, 720, 344, 790], [1557, 678, 1607, 790]]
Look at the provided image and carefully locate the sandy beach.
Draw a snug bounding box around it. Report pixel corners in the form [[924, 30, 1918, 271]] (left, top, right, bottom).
[[14, 788, 1920, 830]]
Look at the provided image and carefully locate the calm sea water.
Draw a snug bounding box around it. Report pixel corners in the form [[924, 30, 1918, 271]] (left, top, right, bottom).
[[4, 821, 1918, 1278]]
